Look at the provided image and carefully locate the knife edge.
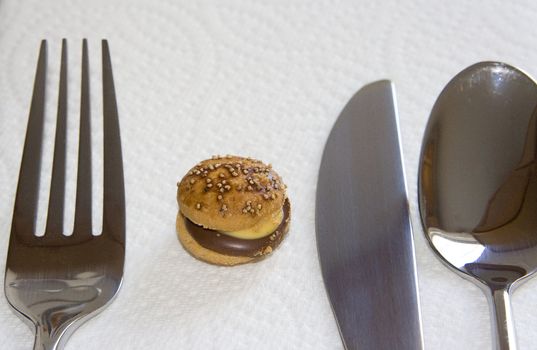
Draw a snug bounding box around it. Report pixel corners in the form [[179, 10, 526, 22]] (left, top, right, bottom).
[[315, 80, 423, 350]]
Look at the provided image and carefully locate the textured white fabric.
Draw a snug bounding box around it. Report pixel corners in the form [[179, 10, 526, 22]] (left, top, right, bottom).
[[0, 0, 536, 349]]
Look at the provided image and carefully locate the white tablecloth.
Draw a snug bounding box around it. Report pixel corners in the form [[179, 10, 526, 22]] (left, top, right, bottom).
[[1, 0, 536, 349]]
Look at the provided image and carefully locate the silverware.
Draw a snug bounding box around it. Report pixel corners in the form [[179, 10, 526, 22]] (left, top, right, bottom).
[[4, 39, 125, 350], [316, 81, 423, 350], [418, 62, 537, 350]]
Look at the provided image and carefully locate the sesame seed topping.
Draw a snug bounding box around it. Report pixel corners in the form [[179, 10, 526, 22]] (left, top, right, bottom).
[[209, 164, 214, 170], [257, 204, 262, 210], [222, 180, 227, 184], [216, 183, 222, 188], [232, 172, 238, 177], [207, 184, 213, 188], [219, 173, 225, 178], [189, 179, 196, 184], [195, 170, 201, 175], [224, 185, 231, 190], [237, 185, 242, 190], [246, 200, 252, 205], [271, 193, 276, 199], [242, 209, 248, 213], [263, 194, 270, 199], [221, 204, 228, 211], [247, 185, 253, 191], [243, 169, 248, 174], [206, 178, 212, 183], [196, 203, 201, 210], [217, 195, 223, 200]]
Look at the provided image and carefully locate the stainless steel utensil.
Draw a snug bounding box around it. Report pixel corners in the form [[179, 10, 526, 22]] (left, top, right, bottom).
[[316, 81, 423, 350], [418, 62, 537, 350], [4, 39, 125, 350]]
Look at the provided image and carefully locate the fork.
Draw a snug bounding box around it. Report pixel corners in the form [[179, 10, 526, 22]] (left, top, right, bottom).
[[4, 39, 125, 350]]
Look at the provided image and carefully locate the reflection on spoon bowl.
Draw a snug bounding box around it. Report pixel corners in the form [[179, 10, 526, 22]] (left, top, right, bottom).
[[418, 61, 537, 350]]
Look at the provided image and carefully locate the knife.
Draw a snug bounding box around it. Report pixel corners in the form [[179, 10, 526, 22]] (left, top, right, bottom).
[[316, 80, 423, 350]]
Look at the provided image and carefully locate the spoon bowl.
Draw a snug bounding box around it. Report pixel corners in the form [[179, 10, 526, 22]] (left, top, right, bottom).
[[418, 62, 537, 350]]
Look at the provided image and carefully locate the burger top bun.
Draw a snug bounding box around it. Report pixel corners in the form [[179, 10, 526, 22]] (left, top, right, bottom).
[[177, 155, 287, 232]]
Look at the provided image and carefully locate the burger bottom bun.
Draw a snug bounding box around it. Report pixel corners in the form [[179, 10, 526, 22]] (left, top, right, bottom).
[[176, 208, 290, 266], [176, 214, 254, 266]]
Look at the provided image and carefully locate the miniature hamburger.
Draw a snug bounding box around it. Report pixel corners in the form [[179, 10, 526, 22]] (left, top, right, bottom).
[[176, 155, 291, 266]]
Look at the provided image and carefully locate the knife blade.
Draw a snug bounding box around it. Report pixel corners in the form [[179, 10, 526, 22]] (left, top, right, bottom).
[[316, 80, 423, 350]]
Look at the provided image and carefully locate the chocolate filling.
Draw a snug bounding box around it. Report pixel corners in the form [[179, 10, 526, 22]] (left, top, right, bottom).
[[185, 198, 290, 257]]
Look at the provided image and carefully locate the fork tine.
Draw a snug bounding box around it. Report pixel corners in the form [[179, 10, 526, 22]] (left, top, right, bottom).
[[73, 39, 93, 236], [101, 40, 125, 240], [11, 40, 47, 237], [6, 41, 126, 350], [44, 39, 67, 236]]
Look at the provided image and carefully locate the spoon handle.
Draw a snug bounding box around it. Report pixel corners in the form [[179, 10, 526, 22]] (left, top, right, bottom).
[[487, 287, 517, 350]]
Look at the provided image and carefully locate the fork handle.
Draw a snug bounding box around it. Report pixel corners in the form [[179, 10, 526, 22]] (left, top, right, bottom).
[[487, 287, 517, 350]]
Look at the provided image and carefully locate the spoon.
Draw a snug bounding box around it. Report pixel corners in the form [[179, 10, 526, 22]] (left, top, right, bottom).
[[418, 62, 537, 350]]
